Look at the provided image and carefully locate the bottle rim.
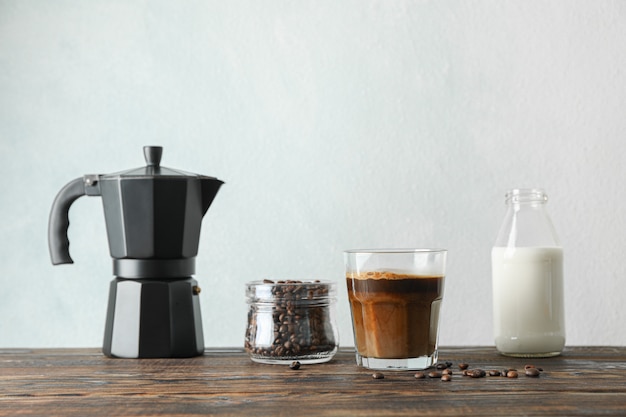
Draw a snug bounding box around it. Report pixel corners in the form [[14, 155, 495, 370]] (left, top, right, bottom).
[[505, 188, 548, 204]]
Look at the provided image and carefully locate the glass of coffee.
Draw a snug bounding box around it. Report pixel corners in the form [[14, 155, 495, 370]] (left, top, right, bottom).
[[344, 249, 447, 370]]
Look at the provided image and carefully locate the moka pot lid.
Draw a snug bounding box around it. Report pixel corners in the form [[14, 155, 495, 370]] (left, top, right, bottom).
[[100, 146, 220, 180]]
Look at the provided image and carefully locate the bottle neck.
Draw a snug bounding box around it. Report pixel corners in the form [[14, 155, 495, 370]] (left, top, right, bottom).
[[495, 188, 560, 248]]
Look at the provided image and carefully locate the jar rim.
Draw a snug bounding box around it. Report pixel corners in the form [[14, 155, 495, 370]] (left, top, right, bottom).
[[246, 279, 335, 287], [245, 280, 336, 303]]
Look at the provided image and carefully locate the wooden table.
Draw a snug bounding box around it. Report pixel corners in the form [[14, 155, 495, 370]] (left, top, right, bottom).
[[1, 347, 625, 416]]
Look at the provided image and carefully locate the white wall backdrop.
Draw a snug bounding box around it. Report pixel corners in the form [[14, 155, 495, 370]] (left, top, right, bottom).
[[1, 0, 625, 349]]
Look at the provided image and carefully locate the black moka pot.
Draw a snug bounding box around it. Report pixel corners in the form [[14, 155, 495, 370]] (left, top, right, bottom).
[[48, 146, 223, 358]]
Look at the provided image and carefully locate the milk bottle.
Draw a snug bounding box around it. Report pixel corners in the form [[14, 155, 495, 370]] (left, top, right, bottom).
[[491, 189, 565, 357]]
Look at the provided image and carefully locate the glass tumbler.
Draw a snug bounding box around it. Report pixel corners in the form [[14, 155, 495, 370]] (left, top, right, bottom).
[[345, 249, 447, 370]]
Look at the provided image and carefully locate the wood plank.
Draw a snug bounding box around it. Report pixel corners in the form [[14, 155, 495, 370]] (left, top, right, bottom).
[[0, 347, 625, 416]]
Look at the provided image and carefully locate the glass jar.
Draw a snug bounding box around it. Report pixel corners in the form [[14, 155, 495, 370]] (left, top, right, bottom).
[[491, 189, 565, 357], [244, 280, 339, 364]]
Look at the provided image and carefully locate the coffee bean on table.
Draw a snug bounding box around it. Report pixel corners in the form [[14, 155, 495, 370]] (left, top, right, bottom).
[[372, 372, 385, 379], [468, 369, 486, 378], [410, 363, 547, 383], [458, 363, 469, 370], [289, 361, 301, 370]]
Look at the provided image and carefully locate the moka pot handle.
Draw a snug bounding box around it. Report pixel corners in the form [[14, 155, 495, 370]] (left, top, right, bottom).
[[48, 175, 101, 265]]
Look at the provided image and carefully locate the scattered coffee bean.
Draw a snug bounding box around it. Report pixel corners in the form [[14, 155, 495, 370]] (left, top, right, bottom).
[[372, 372, 385, 380], [436, 363, 447, 370], [469, 369, 486, 378], [289, 361, 301, 370], [445, 361, 453, 368], [458, 363, 469, 370], [412, 363, 547, 383]]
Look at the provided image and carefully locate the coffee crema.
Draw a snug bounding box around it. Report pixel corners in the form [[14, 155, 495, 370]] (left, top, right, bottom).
[[346, 272, 444, 360]]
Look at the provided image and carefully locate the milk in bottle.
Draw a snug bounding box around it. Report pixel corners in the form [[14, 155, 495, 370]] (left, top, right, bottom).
[[491, 189, 565, 357]]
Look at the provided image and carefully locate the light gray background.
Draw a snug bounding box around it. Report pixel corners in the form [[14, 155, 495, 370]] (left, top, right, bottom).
[[1, 1, 625, 349]]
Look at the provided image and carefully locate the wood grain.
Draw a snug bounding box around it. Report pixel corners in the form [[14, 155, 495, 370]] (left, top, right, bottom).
[[1, 347, 625, 416]]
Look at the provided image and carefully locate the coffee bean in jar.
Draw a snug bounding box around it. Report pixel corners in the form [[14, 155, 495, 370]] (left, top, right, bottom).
[[245, 280, 339, 364]]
